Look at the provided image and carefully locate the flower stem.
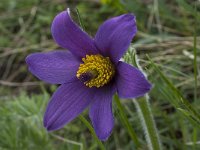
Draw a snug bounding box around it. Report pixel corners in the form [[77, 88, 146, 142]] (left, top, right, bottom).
[[79, 115, 105, 150], [133, 96, 162, 150], [126, 48, 162, 150], [114, 95, 140, 148]]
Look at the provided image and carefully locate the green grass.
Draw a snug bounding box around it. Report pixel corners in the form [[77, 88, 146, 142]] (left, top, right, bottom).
[[0, 0, 200, 149]]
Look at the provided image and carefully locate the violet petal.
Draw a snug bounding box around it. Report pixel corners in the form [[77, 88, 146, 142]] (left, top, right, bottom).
[[26, 50, 80, 84], [44, 80, 95, 131], [95, 14, 137, 64], [51, 11, 98, 59], [116, 62, 152, 98], [89, 84, 116, 141]]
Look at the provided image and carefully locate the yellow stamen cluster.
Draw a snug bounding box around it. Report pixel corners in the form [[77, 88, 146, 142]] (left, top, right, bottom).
[[76, 54, 115, 88]]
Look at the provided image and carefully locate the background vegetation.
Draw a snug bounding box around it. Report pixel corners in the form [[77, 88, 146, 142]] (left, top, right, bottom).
[[0, 0, 199, 149]]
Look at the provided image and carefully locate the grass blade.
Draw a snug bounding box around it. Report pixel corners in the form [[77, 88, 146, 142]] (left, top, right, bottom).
[[147, 55, 200, 128], [193, 3, 198, 102], [114, 95, 140, 148], [79, 115, 105, 150], [76, 8, 86, 31]]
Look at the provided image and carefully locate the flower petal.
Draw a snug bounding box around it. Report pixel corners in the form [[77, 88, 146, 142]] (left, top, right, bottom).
[[44, 80, 95, 131], [95, 14, 137, 63], [51, 11, 98, 59], [89, 84, 116, 141], [26, 50, 80, 84], [116, 62, 152, 98]]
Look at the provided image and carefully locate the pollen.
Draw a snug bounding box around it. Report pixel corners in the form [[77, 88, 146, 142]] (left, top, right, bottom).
[[76, 54, 115, 88]]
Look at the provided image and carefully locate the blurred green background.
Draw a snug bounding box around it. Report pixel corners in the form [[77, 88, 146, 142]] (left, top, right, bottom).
[[0, 0, 199, 149]]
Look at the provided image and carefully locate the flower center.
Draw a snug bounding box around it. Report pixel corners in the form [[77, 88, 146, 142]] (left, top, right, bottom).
[[76, 54, 115, 88]]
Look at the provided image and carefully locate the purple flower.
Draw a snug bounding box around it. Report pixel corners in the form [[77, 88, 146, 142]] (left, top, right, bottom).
[[26, 10, 152, 141]]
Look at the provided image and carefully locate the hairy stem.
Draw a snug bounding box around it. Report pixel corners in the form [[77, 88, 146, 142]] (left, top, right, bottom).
[[125, 47, 162, 149], [133, 96, 162, 150]]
